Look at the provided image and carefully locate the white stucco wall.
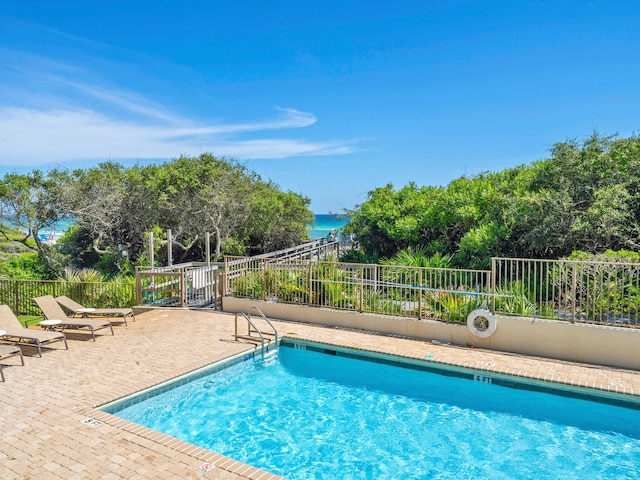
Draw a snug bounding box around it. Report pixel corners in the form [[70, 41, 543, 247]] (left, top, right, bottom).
[[223, 297, 640, 370]]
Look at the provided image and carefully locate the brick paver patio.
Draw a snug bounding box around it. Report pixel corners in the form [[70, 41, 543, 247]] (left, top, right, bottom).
[[1, 308, 639, 479]]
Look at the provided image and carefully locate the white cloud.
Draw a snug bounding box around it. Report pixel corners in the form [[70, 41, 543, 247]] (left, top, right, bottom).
[[0, 106, 355, 165], [59, 80, 186, 125], [0, 36, 358, 167]]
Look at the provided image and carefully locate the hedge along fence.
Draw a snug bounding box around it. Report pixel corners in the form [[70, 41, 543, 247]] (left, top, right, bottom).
[[0, 279, 136, 317], [226, 256, 640, 328], [225, 257, 492, 324], [492, 257, 640, 326]]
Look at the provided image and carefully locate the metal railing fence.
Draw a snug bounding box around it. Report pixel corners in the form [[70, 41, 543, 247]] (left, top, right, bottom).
[[250, 238, 339, 261], [225, 258, 491, 323], [132, 240, 338, 309], [226, 255, 640, 328], [0, 278, 135, 317], [492, 257, 640, 326]]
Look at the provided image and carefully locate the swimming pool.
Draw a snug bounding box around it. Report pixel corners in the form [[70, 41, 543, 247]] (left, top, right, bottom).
[[104, 342, 640, 479]]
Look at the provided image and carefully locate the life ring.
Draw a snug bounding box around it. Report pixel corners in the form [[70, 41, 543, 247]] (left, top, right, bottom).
[[467, 309, 497, 338]]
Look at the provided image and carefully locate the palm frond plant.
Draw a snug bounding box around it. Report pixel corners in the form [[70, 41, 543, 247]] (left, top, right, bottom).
[[418, 288, 483, 323], [361, 288, 402, 315], [311, 262, 357, 308], [493, 280, 536, 316], [59, 267, 107, 305], [381, 248, 452, 284]]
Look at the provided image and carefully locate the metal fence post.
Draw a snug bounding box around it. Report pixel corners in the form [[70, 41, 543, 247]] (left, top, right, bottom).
[[359, 265, 364, 312], [263, 261, 268, 301], [418, 268, 423, 320], [308, 262, 313, 306], [571, 262, 577, 323], [14, 280, 19, 315], [490, 258, 496, 312]]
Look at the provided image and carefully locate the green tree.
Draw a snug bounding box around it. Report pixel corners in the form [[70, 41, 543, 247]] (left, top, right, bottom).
[[345, 132, 640, 267], [0, 170, 66, 274]]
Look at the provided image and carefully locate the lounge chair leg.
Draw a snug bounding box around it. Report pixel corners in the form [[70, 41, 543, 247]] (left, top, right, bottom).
[[0, 366, 4, 382]]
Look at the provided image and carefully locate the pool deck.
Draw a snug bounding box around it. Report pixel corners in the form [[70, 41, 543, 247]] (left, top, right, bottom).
[[1, 308, 639, 479]]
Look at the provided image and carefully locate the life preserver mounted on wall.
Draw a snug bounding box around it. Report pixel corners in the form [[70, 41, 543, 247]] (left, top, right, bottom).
[[467, 309, 497, 338]]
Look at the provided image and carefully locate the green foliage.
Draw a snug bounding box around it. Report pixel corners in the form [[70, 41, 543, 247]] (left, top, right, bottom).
[[344, 132, 640, 266], [360, 289, 397, 314], [61, 267, 106, 283], [567, 249, 640, 264], [311, 263, 357, 307], [0, 252, 50, 279], [56, 225, 101, 270], [339, 248, 379, 264], [557, 250, 640, 322], [493, 280, 536, 316], [266, 268, 309, 303], [0, 154, 313, 278], [244, 188, 314, 255], [0, 277, 134, 315], [231, 271, 265, 299], [221, 237, 248, 257], [94, 254, 134, 278], [0, 222, 36, 247], [420, 291, 479, 323], [382, 247, 453, 269], [456, 222, 505, 269]]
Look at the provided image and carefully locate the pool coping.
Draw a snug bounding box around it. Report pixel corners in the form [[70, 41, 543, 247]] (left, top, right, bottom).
[[21, 309, 640, 480], [5, 308, 639, 479], [76, 327, 640, 480]]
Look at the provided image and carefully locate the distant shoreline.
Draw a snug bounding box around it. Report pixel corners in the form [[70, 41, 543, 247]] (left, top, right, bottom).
[[308, 213, 347, 240], [9, 215, 345, 244]]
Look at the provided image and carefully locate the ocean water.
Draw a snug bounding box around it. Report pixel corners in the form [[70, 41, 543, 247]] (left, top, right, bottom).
[[110, 344, 640, 480], [12, 215, 335, 243], [308, 214, 347, 239], [38, 219, 73, 242]]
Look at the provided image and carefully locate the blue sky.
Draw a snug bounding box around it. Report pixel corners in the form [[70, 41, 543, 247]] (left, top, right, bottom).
[[1, 1, 639, 213]]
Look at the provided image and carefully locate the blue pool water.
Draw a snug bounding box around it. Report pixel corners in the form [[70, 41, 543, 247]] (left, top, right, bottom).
[[108, 344, 640, 479]]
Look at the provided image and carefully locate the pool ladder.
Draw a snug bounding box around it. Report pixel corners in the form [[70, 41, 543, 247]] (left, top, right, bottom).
[[234, 306, 279, 358]]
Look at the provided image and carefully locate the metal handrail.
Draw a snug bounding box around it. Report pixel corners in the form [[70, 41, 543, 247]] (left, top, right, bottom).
[[247, 306, 279, 347], [234, 312, 266, 357], [234, 309, 279, 358]]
